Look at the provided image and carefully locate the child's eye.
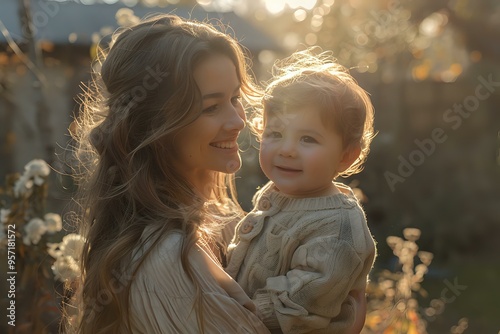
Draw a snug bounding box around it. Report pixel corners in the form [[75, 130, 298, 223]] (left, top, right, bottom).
[[231, 95, 242, 106], [203, 105, 218, 113], [264, 130, 282, 138], [301, 136, 318, 143]]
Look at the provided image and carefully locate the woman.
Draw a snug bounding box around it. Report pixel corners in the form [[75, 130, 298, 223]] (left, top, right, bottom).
[[69, 14, 267, 333]]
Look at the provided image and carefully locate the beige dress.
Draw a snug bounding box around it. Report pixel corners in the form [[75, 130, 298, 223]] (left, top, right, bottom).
[[129, 227, 270, 333]]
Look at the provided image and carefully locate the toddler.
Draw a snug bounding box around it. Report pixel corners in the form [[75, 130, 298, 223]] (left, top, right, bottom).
[[226, 49, 377, 333]]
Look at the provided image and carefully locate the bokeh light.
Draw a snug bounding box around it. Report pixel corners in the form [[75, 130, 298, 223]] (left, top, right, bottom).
[[310, 14, 323, 29], [283, 32, 300, 49], [469, 50, 482, 62], [264, 0, 286, 15], [258, 50, 275, 64], [304, 32, 317, 45], [419, 12, 448, 37], [293, 9, 307, 22], [287, 0, 317, 10], [68, 33, 77, 43], [262, 0, 318, 14], [197, 0, 212, 6]]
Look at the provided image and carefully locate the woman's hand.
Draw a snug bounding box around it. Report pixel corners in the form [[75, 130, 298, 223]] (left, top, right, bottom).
[[348, 289, 367, 334], [243, 299, 257, 313]]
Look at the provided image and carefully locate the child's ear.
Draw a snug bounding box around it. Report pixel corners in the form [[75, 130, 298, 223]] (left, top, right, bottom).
[[338, 144, 361, 173]]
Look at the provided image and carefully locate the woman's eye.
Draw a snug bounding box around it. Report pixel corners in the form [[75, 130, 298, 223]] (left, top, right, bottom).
[[301, 136, 318, 143], [203, 105, 218, 113], [231, 96, 242, 106]]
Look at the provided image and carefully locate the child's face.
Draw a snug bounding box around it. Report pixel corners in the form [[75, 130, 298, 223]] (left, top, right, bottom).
[[259, 107, 347, 197]]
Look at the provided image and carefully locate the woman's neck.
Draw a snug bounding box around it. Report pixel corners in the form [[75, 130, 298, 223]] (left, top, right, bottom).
[[188, 171, 218, 201]]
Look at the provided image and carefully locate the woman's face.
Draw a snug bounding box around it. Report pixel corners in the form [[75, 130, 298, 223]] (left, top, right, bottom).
[[173, 54, 245, 190]]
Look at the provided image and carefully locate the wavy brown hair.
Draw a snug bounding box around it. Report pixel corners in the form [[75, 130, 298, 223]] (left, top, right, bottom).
[[66, 14, 259, 333]]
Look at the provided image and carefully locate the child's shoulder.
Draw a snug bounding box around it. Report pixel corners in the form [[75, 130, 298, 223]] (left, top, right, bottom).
[[333, 182, 355, 197], [251, 181, 275, 206]]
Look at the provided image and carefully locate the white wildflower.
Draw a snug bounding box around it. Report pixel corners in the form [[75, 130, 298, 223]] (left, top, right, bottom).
[[44, 213, 62, 234], [13, 174, 33, 197], [52, 255, 80, 282], [60, 233, 86, 261], [13, 159, 50, 197], [415, 264, 429, 278], [0, 209, 10, 223], [47, 242, 61, 259], [23, 218, 47, 245], [386, 236, 403, 249], [418, 251, 434, 266], [403, 228, 421, 242], [24, 159, 50, 180]]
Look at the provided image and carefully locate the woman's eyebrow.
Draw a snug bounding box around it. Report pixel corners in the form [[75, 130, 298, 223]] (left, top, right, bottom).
[[202, 84, 241, 100]]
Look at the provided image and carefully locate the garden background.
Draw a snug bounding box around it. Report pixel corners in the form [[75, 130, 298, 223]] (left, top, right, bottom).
[[0, 0, 499, 333]]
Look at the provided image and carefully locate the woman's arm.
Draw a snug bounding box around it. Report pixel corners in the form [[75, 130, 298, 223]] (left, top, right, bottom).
[[193, 243, 257, 313], [128, 233, 270, 333]]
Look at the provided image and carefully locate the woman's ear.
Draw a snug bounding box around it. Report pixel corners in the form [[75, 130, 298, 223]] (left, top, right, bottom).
[[338, 144, 361, 173]]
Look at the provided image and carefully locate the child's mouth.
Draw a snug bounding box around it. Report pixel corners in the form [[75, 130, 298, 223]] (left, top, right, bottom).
[[276, 166, 302, 172]]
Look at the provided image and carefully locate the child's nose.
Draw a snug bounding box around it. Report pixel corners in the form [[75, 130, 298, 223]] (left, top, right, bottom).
[[278, 140, 296, 158]]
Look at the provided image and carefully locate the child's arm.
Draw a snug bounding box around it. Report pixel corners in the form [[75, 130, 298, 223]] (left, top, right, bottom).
[[252, 236, 374, 333]]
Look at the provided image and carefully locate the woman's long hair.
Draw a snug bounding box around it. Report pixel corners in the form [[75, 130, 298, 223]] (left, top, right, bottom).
[[66, 14, 260, 333]]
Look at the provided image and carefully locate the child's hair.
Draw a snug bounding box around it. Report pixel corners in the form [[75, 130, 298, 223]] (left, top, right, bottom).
[[67, 14, 259, 334], [253, 48, 375, 177]]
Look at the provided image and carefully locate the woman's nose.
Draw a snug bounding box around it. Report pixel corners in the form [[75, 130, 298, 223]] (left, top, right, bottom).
[[224, 106, 246, 131]]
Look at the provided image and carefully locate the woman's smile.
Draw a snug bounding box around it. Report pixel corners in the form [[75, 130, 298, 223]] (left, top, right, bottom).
[[210, 140, 239, 151]]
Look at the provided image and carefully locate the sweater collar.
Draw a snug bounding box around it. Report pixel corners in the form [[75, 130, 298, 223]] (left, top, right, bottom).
[[254, 181, 359, 212]]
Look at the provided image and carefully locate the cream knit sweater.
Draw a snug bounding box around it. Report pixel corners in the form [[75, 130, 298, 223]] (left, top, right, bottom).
[[226, 181, 376, 334]]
